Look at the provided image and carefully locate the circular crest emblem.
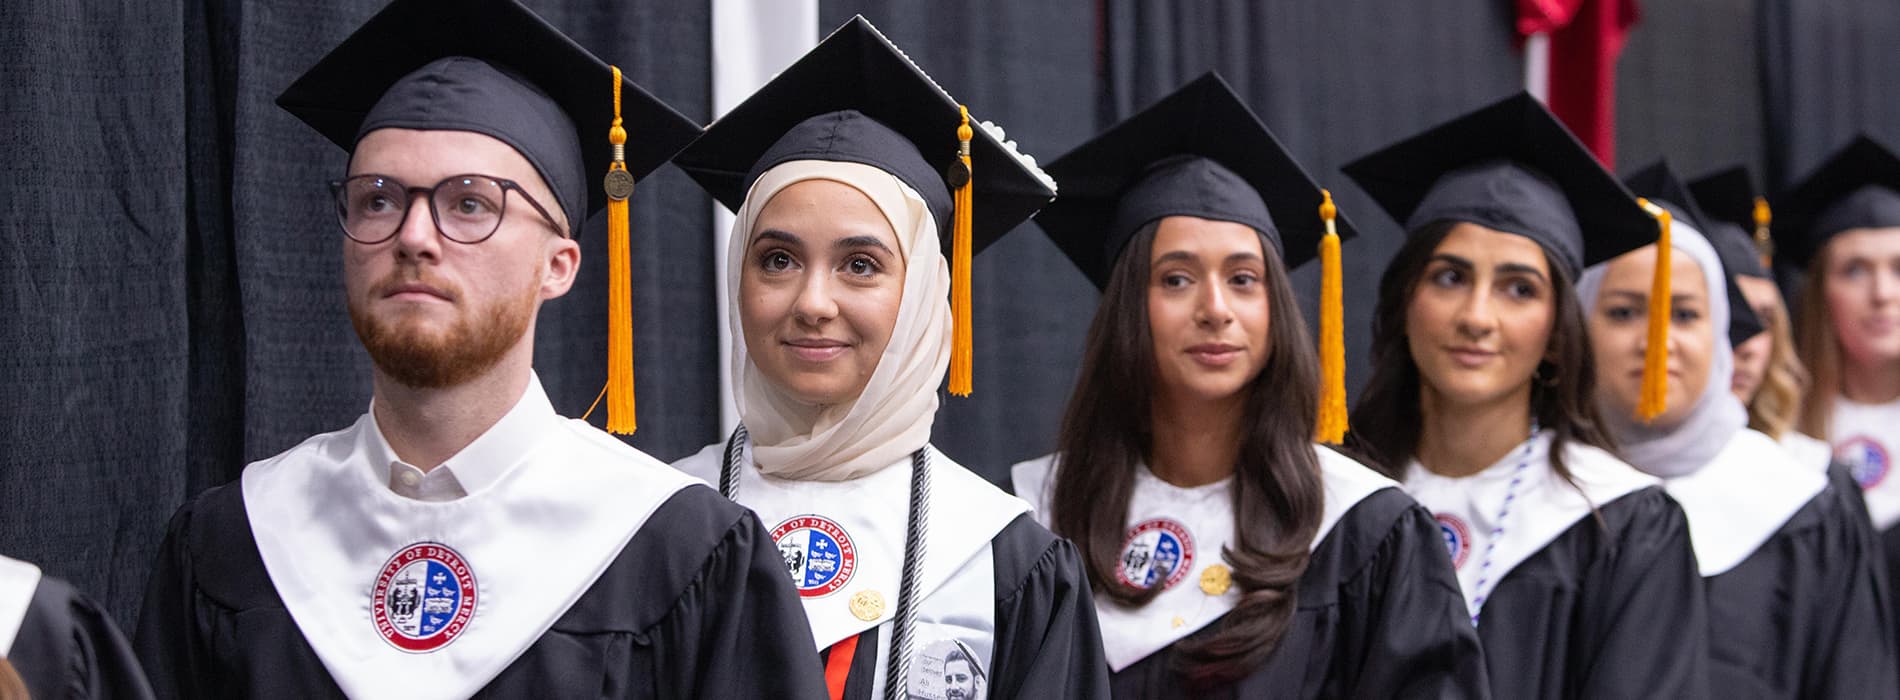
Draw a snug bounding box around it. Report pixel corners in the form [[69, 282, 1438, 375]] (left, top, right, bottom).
[[1435, 514, 1472, 569], [371, 542, 477, 653], [1117, 518, 1195, 591], [772, 515, 858, 598], [1840, 437, 1892, 490]]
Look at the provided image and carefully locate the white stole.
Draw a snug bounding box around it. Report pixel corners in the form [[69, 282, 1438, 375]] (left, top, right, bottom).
[[673, 440, 1027, 698], [1404, 432, 1658, 617], [1664, 428, 1825, 576], [1829, 395, 1900, 531], [244, 381, 695, 700], [1009, 445, 1392, 672], [0, 555, 41, 658]]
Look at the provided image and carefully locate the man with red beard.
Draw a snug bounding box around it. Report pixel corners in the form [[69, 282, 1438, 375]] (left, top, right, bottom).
[[132, 1, 827, 698]]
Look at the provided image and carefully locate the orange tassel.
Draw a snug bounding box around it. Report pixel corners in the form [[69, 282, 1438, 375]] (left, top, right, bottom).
[[1636, 198, 1672, 423], [948, 106, 975, 397], [1752, 195, 1774, 269], [1315, 190, 1348, 444], [604, 66, 637, 434]]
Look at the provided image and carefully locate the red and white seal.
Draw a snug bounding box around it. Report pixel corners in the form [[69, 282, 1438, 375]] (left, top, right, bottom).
[[772, 515, 858, 598], [1435, 513, 1472, 570], [1117, 518, 1196, 591], [371, 542, 478, 653]]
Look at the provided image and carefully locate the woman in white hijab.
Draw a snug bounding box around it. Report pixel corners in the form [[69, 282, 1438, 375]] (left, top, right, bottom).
[[1580, 192, 1898, 698], [669, 18, 1108, 700]]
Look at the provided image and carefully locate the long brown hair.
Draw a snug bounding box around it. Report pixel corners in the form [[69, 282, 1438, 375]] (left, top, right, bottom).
[[1796, 251, 1842, 438], [1349, 221, 1617, 481], [1742, 281, 1810, 439], [1049, 222, 1323, 686]]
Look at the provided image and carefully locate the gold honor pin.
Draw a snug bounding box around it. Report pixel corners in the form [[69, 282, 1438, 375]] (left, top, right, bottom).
[[1200, 564, 1233, 596], [849, 590, 886, 622], [1170, 616, 1185, 629]]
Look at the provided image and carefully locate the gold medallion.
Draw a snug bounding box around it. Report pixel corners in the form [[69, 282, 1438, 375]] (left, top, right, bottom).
[[849, 589, 885, 622], [1199, 564, 1233, 596]]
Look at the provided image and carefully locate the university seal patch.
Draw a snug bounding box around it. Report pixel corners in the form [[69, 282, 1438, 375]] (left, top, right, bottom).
[[1839, 436, 1892, 490], [1435, 513, 1472, 569], [772, 515, 858, 598], [1117, 518, 1195, 591], [371, 542, 478, 653]]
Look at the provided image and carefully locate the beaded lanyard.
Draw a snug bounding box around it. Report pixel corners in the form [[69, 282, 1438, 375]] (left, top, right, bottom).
[[1466, 425, 1538, 628], [721, 426, 931, 700]]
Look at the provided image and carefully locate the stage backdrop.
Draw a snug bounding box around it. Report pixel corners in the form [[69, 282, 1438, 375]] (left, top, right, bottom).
[[1, 0, 1893, 633]]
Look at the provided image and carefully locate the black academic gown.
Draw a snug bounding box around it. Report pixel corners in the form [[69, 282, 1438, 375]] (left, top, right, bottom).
[[1705, 482, 1899, 698], [811, 513, 1109, 700], [1474, 486, 1708, 699], [134, 482, 828, 700], [1107, 488, 1488, 699], [6, 574, 154, 700]]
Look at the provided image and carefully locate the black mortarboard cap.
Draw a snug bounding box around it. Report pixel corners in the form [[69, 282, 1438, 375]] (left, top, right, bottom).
[[673, 16, 1057, 257], [1622, 160, 1763, 348], [1686, 165, 1771, 279], [276, 0, 700, 237], [1770, 135, 1900, 268], [1033, 73, 1355, 289], [1341, 93, 1655, 278]]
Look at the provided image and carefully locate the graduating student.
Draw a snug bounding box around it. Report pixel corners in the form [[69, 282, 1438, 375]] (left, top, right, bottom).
[[669, 17, 1107, 700], [1341, 94, 1708, 699], [0, 555, 153, 699], [1007, 74, 1485, 699], [1580, 163, 1899, 697], [1686, 167, 1832, 467], [133, 1, 827, 698], [1773, 137, 1900, 544]]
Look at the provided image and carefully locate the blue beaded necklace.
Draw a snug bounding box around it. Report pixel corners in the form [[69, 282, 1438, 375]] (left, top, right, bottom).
[[1467, 423, 1538, 628]]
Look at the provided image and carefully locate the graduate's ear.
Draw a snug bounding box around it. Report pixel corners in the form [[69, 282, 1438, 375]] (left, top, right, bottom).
[[540, 233, 581, 300]]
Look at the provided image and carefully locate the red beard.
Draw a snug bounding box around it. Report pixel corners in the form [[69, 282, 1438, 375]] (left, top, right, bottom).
[[349, 269, 536, 389]]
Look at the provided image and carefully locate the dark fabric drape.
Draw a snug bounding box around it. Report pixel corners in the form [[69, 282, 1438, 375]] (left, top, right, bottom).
[[2, 0, 714, 631], [1615, 0, 1766, 180], [1758, 0, 1900, 193]]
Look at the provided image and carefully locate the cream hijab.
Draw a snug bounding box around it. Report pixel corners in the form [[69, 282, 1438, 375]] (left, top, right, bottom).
[[726, 160, 951, 481]]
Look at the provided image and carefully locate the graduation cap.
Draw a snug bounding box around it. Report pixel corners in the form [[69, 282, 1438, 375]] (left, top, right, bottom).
[[1769, 135, 1900, 268], [1340, 93, 1655, 279], [1033, 72, 1355, 442], [1624, 160, 1765, 350], [1687, 166, 1773, 279], [673, 16, 1058, 396], [278, 0, 703, 434], [1343, 93, 1674, 422]]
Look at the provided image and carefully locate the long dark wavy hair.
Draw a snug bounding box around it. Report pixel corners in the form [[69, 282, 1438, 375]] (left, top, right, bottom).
[[1349, 221, 1616, 482], [1049, 222, 1324, 686]]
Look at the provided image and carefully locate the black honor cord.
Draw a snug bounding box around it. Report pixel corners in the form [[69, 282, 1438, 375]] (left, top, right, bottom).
[[720, 425, 931, 700]]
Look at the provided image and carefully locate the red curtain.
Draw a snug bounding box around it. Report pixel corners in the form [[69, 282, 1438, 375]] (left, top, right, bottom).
[[1520, 0, 1642, 166]]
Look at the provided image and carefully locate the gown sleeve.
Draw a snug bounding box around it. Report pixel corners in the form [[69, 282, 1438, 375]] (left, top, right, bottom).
[[1568, 489, 1709, 699], [986, 514, 1111, 700], [646, 487, 830, 700], [1796, 485, 1899, 698], [8, 575, 155, 700], [1329, 491, 1489, 699], [132, 495, 214, 700]]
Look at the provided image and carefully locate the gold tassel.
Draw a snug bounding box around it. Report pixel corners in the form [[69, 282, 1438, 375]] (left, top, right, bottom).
[[604, 66, 637, 434], [1752, 195, 1775, 269], [1314, 190, 1348, 444], [1635, 198, 1672, 423], [947, 106, 975, 397]]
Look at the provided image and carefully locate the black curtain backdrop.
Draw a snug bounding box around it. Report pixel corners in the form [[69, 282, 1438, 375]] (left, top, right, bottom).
[[4, 0, 1897, 634], [1616, 0, 1767, 181]]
